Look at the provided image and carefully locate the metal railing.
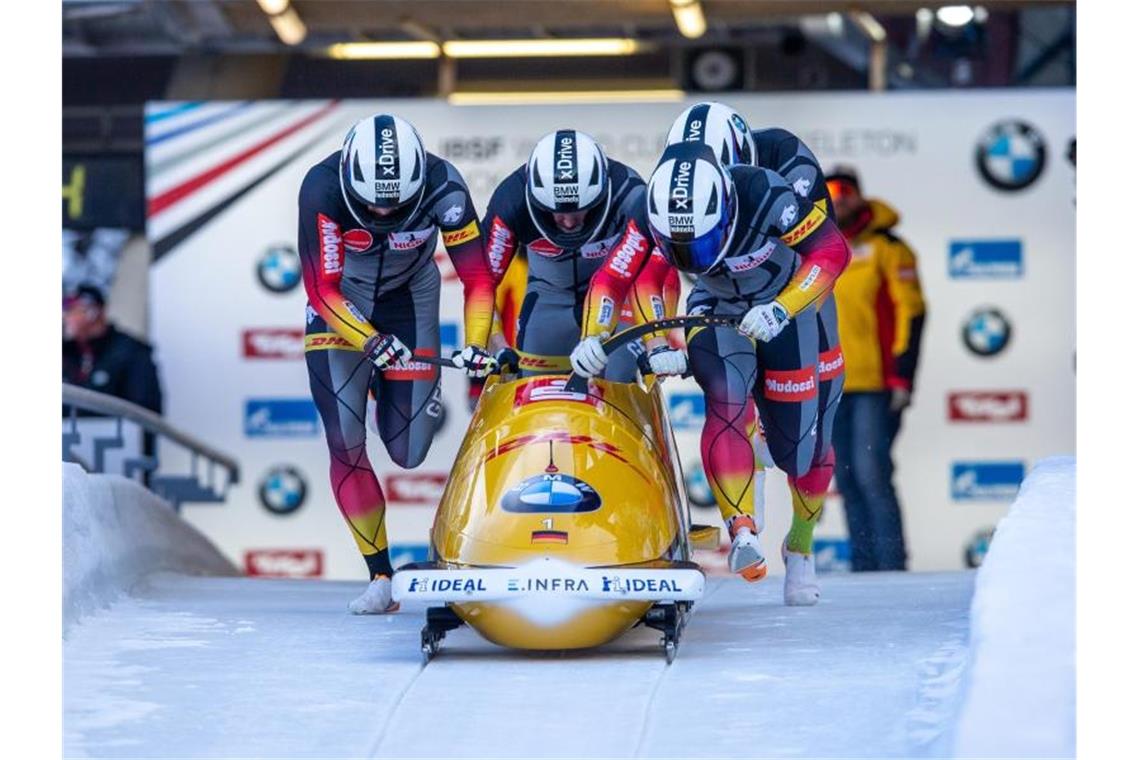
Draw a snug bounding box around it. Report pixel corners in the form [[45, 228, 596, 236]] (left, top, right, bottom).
[[63, 383, 240, 511]]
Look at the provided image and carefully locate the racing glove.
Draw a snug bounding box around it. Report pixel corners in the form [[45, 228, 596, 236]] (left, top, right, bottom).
[[646, 345, 688, 377], [364, 333, 412, 370], [570, 335, 608, 378], [739, 301, 790, 343], [452, 345, 497, 379]]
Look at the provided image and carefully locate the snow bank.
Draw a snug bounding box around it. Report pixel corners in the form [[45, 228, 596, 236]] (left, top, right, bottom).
[[953, 456, 1075, 758], [63, 462, 238, 632]]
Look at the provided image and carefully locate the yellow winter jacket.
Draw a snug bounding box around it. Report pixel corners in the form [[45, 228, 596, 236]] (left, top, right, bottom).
[[833, 200, 926, 393]]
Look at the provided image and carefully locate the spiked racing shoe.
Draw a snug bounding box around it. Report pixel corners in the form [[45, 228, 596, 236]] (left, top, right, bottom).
[[781, 541, 821, 606], [348, 574, 400, 614], [727, 515, 767, 582]]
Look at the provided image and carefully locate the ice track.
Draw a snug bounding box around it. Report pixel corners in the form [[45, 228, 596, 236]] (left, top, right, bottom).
[[64, 570, 974, 759]]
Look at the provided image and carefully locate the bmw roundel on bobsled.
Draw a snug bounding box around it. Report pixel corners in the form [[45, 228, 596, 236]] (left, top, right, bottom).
[[392, 317, 734, 663]]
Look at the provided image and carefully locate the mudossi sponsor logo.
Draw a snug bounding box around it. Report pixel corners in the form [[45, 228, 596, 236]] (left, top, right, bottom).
[[244, 550, 323, 578], [608, 226, 648, 278], [318, 215, 341, 275], [486, 217, 514, 275], [765, 375, 815, 395], [818, 350, 844, 377]]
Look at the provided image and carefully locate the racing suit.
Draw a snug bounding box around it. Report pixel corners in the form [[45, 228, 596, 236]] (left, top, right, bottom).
[[298, 151, 496, 579], [606, 163, 850, 537], [482, 160, 663, 378]]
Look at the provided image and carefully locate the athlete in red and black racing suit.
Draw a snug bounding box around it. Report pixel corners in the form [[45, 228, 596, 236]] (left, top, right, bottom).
[[482, 129, 675, 379], [655, 102, 848, 604], [298, 114, 496, 613], [594, 138, 849, 605]]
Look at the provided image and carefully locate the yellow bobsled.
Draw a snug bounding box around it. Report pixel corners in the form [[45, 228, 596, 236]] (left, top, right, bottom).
[[392, 317, 735, 662]]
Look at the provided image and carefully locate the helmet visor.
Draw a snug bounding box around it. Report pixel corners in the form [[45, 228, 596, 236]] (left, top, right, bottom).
[[652, 222, 729, 274]]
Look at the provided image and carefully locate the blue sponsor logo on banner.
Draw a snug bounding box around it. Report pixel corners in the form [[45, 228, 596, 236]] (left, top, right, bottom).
[[951, 461, 1026, 500], [812, 538, 851, 573], [949, 240, 1023, 278], [389, 544, 430, 569], [668, 393, 706, 429], [440, 322, 460, 355], [244, 399, 319, 438]]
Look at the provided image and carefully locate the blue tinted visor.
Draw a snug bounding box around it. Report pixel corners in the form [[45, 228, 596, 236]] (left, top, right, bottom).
[[653, 212, 733, 274]]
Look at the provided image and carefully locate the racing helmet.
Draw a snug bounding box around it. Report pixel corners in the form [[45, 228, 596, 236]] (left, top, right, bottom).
[[339, 113, 427, 232], [525, 129, 612, 248], [646, 143, 738, 274], [665, 101, 756, 168]]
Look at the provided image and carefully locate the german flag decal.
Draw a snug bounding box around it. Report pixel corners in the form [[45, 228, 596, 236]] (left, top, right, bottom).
[[531, 530, 569, 544]]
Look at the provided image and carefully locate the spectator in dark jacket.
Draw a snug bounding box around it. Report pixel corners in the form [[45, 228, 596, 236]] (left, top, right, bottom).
[[63, 284, 162, 414]]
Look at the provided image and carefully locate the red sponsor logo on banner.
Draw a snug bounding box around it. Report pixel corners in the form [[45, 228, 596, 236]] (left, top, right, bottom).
[[384, 472, 449, 504], [343, 228, 374, 252], [763, 366, 817, 402], [244, 549, 323, 578], [948, 391, 1029, 422], [243, 328, 305, 359], [382, 347, 438, 381]]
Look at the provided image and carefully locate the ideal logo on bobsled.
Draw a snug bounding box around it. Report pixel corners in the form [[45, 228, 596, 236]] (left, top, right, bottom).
[[948, 391, 1029, 422], [245, 549, 323, 578], [384, 473, 448, 504], [393, 559, 704, 603], [242, 328, 304, 360]]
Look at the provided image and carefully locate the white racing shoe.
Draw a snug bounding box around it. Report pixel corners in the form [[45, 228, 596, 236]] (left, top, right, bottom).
[[348, 575, 400, 614], [726, 515, 767, 582], [781, 542, 821, 606]]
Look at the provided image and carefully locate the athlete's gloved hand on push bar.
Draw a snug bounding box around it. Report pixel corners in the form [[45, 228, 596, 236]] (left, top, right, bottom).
[[364, 333, 412, 369], [451, 345, 498, 379], [570, 335, 609, 378], [644, 345, 688, 377], [739, 300, 790, 343]]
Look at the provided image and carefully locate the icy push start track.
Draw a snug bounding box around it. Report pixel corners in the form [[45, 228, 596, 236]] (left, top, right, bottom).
[[64, 570, 974, 758]]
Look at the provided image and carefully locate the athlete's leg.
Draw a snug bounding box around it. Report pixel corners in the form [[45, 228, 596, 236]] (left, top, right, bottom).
[[516, 288, 581, 376], [687, 324, 759, 526], [372, 268, 443, 470], [305, 313, 393, 580], [785, 295, 845, 555], [753, 310, 820, 479]]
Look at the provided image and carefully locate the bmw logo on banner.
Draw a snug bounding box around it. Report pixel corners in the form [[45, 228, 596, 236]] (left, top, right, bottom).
[[961, 307, 1012, 357], [257, 244, 302, 294], [975, 120, 1047, 192], [501, 472, 602, 513], [258, 465, 308, 515]]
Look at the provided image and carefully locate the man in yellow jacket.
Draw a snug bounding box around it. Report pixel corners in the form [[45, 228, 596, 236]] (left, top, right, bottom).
[[826, 165, 926, 572]]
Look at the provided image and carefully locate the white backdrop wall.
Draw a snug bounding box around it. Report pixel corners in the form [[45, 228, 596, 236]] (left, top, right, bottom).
[[145, 90, 1074, 579]]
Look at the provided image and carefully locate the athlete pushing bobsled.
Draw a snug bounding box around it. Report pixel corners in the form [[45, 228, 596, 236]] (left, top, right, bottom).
[[297, 113, 498, 614], [571, 103, 851, 607]]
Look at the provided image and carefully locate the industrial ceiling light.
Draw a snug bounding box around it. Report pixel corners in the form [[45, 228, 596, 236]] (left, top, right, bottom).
[[441, 38, 643, 58], [328, 41, 442, 59], [935, 5, 976, 27], [257, 0, 306, 46], [671, 0, 707, 39], [269, 7, 306, 45], [448, 89, 685, 106], [256, 0, 290, 16]]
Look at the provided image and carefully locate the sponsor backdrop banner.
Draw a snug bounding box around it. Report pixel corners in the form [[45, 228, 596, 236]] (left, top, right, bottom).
[[146, 90, 1074, 578]]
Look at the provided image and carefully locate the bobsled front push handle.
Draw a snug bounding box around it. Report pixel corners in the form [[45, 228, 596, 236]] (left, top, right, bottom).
[[565, 314, 741, 395]]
